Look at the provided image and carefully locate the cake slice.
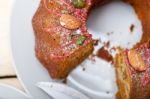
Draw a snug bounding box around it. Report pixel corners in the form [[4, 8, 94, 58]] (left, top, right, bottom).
[[32, 0, 94, 79], [115, 42, 150, 99]]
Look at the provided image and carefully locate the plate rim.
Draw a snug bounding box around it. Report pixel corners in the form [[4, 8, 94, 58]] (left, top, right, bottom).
[[0, 83, 29, 98], [9, 0, 33, 98]]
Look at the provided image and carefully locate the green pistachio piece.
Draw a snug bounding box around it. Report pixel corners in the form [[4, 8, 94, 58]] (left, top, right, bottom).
[[76, 35, 86, 45], [72, 0, 86, 8]]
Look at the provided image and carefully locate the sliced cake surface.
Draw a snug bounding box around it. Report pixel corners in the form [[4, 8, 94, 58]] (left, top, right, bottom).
[[115, 42, 150, 99]]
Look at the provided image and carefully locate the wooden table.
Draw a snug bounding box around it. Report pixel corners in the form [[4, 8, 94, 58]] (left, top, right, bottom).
[[0, 0, 24, 91]]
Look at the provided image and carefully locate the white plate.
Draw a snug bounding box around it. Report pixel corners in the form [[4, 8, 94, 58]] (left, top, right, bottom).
[[0, 83, 29, 99], [10, 0, 142, 99]]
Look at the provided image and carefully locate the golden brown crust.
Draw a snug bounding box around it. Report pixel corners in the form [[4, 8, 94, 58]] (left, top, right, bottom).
[[115, 50, 132, 99], [36, 42, 93, 79]]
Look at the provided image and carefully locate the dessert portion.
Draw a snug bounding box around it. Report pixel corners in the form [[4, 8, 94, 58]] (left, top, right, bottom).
[[32, 0, 94, 79], [32, 0, 150, 79], [115, 42, 150, 99]]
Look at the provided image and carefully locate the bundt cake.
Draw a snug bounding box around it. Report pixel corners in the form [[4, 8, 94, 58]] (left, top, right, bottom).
[[115, 41, 150, 99], [32, 0, 150, 98]]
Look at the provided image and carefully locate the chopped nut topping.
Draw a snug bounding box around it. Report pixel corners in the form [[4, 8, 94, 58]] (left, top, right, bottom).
[[130, 24, 135, 33], [72, 0, 86, 8], [76, 35, 86, 45]]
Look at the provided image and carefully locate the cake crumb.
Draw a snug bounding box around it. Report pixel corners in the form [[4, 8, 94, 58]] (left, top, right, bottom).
[[82, 67, 86, 71], [97, 47, 113, 62], [130, 24, 135, 33], [62, 78, 67, 84], [88, 54, 96, 63], [106, 91, 110, 94], [110, 47, 117, 51], [104, 41, 110, 48], [106, 32, 113, 36], [93, 39, 99, 46]]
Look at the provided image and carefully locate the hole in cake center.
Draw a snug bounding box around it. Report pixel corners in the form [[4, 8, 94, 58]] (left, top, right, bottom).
[[68, 1, 143, 98], [87, 1, 143, 49]]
